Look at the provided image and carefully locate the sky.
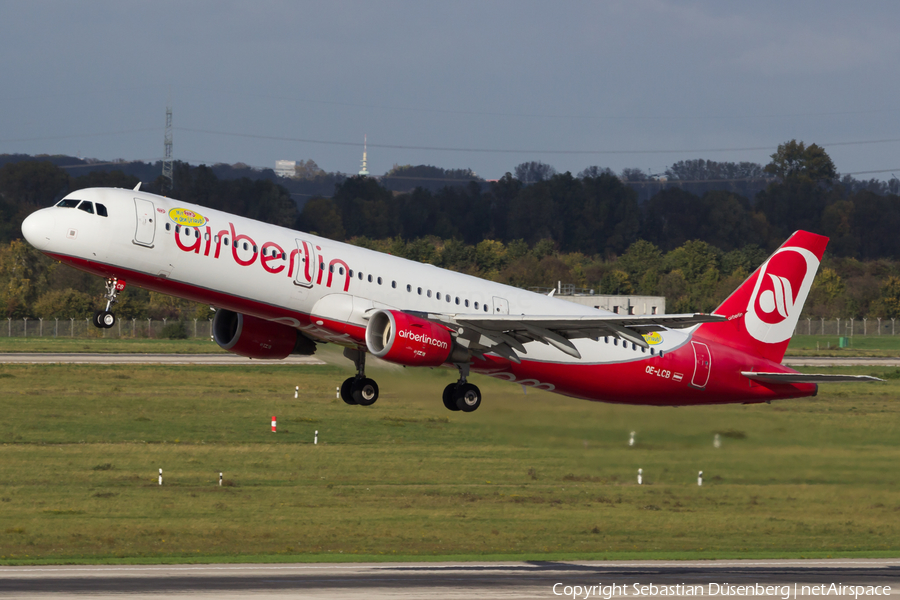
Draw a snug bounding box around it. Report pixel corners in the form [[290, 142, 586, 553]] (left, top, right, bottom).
[[1, 0, 899, 180]]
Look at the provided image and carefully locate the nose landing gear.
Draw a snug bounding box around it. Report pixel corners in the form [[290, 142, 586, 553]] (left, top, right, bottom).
[[93, 278, 126, 329]]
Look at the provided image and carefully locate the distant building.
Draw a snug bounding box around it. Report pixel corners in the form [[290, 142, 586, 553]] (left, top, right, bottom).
[[534, 284, 664, 315], [275, 160, 296, 178], [558, 294, 665, 316]]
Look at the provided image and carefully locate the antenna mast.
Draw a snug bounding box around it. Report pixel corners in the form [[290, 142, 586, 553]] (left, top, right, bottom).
[[358, 134, 369, 176], [162, 105, 174, 192]]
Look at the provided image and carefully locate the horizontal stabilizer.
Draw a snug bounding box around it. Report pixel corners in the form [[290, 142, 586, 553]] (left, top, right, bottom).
[[741, 372, 883, 384]]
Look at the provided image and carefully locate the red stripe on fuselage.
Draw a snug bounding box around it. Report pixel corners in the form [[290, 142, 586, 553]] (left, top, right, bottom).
[[48, 253, 817, 407]]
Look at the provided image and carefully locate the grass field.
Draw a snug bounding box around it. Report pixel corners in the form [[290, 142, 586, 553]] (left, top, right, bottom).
[[0, 352, 898, 565], [786, 335, 900, 356], [0, 337, 225, 354], [3, 332, 900, 356]]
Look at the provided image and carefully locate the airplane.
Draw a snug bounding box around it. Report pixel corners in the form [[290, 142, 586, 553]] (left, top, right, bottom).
[[20, 185, 879, 412]]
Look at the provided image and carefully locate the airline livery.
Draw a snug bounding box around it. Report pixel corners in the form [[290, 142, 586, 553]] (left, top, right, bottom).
[[20, 186, 878, 412]]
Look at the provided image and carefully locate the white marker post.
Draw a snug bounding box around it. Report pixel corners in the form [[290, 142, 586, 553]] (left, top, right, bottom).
[[219, 472, 223, 487], [158, 468, 162, 486], [336, 386, 340, 399], [714, 433, 721, 449], [629, 431, 635, 447], [295, 386, 299, 399], [314, 430, 318, 445], [698, 470, 703, 486], [637, 468, 642, 485]]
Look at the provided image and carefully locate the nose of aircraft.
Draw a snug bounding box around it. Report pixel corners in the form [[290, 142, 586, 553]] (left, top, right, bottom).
[[21, 209, 52, 251]]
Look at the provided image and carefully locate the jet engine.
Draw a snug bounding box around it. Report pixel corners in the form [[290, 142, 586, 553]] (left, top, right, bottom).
[[212, 309, 316, 359], [365, 309, 453, 367]]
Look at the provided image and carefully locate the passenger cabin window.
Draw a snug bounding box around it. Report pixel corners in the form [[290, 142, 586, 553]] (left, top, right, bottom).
[[57, 199, 81, 208], [474, 302, 479, 310], [464, 300, 469, 307], [77, 201, 94, 214], [377, 277, 382, 285], [165, 223, 171, 231], [407, 285, 412, 292], [96, 203, 108, 217], [368, 275, 373, 283], [436, 292, 441, 300], [392, 281, 397, 289]]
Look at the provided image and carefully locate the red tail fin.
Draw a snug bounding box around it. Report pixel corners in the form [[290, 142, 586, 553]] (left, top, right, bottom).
[[698, 231, 828, 363]]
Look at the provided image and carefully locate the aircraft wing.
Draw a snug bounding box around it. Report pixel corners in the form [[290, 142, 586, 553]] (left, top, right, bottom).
[[418, 312, 726, 363], [741, 372, 883, 383]]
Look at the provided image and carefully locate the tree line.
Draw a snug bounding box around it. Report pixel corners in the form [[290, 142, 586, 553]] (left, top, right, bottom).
[[3, 142, 900, 322]]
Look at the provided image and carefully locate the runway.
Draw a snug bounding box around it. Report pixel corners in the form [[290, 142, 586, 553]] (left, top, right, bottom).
[[0, 353, 326, 365], [0, 559, 897, 599], [0, 353, 895, 368], [782, 357, 900, 367]]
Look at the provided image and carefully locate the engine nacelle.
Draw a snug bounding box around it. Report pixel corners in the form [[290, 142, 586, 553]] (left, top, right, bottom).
[[365, 309, 453, 367], [212, 309, 316, 359]]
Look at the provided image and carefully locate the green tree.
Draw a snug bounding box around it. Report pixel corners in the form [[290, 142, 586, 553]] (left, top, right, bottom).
[[0, 240, 54, 317], [0, 161, 69, 205], [764, 140, 837, 184], [297, 197, 345, 240], [293, 159, 325, 180], [32, 289, 95, 319], [873, 276, 900, 318]]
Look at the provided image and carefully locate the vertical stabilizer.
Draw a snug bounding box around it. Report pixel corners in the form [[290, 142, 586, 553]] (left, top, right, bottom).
[[699, 231, 828, 363]]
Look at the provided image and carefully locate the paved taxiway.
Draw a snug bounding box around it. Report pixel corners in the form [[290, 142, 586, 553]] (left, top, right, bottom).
[[0, 353, 325, 365], [0, 353, 896, 367], [782, 357, 900, 367], [1, 559, 898, 599]]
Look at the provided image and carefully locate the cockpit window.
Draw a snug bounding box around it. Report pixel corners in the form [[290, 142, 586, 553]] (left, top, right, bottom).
[[57, 199, 80, 208], [96, 203, 108, 217], [76, 201, 94, 214]]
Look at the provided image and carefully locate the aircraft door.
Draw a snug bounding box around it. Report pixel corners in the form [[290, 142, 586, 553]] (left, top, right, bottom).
[[492, 297, 510, 314], [133, 198, 156, 247], [690, 341, 711, 389], [294, 239, 317, 288]]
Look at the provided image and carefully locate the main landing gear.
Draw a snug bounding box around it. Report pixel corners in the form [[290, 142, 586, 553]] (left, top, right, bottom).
[[442, 363, 482, 413], [340, 348, 380, 407], [337, 351, 481, 412], [93, 278, 125, 329]]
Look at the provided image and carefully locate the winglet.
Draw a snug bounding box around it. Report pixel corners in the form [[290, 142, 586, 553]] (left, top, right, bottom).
[[133, 182, 142, 191]]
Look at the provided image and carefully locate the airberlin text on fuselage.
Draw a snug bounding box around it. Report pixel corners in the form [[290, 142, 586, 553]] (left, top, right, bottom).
[[397, 328, 449, 349], [173, 220, 351, 292]]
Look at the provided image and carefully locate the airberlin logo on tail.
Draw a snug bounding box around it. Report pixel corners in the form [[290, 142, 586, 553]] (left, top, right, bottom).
[[758, 273, 795, 321], [745, 247, 818, 344]]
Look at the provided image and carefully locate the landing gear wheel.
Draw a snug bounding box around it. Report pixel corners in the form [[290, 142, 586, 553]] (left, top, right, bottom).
[[352, 378, 379, 406], [454, 383, 482, 412], [99, 311, 116, 328], [92, 311, 103, 328], [340, 377, 357, 405], [442, 383, 461, 411]]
